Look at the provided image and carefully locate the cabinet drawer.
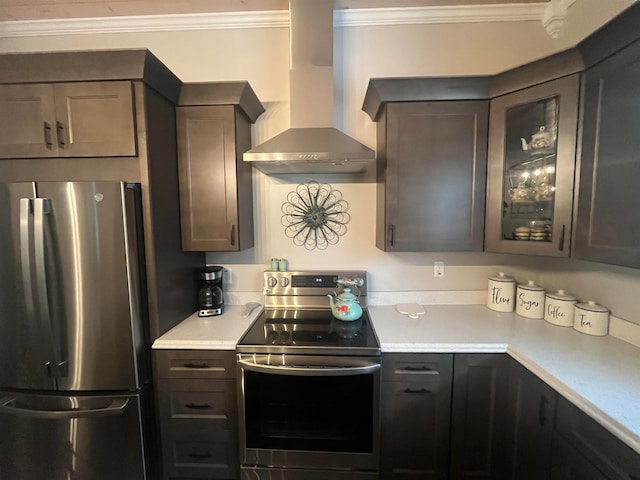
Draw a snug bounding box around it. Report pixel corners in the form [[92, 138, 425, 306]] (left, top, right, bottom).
[[161, 421, 239, 479], [382, 353, 453, 383], [157, 378, 237, 423], [555, 397, 640, 479], [155, 350, 236, 379]]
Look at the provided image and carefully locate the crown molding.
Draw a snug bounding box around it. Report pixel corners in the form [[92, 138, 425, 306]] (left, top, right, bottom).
[[0, 3, 549, 39], [541, 0, 577, 39]]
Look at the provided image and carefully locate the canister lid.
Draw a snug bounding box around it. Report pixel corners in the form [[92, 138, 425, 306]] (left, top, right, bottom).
[[517, 280, 544, 292], [546, 289, 577, 301], [575, 300, 609, 313], [488, 271, 515, 283]]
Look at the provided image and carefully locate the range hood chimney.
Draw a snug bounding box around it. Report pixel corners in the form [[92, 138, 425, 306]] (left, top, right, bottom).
[[243, 0, 375, 174]]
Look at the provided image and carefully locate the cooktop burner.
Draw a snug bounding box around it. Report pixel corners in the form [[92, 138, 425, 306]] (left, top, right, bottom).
[[236, 271, 380, 356]]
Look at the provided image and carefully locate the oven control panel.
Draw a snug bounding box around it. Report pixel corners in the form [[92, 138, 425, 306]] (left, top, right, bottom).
[[263, 270, 367, 309]]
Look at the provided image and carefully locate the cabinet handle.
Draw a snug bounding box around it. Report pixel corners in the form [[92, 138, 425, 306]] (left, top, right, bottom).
[[185, 403, 212, 410], [43, 122, 53, 149], [389, 224, 396, 247], [403, 388, 431, 394], [183, 362, 210, 369], [230, 224, 236, 246], [187, 452, 212, 459], [395, 366, 439, 375], [558, 224, 566, 252], [538, 395, 548, 427], [56, 121, 66, 148]]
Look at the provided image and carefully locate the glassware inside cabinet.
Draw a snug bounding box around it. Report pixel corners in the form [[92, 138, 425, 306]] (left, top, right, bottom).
[[501, 96, 559, 243]]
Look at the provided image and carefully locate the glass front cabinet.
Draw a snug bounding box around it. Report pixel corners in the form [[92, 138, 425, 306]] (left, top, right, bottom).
[[485, 74, 580, 256]]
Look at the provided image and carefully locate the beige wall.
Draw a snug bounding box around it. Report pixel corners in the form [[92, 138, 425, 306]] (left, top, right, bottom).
[[1, 2, 639, 325]]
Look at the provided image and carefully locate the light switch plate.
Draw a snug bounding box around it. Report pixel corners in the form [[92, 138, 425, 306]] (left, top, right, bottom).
[[434, 261, 445, 277]]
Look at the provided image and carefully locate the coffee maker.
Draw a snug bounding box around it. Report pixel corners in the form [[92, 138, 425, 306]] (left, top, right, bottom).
[[197, 266, 224, 317]]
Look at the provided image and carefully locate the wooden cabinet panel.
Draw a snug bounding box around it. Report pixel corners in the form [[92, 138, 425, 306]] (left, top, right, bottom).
[[177, 105, 253, 252], [380, 353, 453, 480], [155, 350, 237, 380], [554, 396, 640, 480], [0, 84, 56, 158], [574, 39, 640, 268], [450, 354, 509, 480], [0, 81, 135, 159], [53, 81, 136, 157], [504, 359, 557, 480], [155, 350, 239, 480], [550, 433, 609, 480], [376, 101, 488, 252], [485, 74, 579, 257]]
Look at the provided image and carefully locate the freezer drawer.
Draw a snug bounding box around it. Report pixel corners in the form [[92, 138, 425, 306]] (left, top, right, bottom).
[[0, 390, 149, 480]]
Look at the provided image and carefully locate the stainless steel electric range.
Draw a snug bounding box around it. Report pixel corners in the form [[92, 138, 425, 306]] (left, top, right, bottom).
[[236, 271, 380, 480]]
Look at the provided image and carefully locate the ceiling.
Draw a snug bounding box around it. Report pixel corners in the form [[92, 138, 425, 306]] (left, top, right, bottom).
[[0, 0, 549, 22]]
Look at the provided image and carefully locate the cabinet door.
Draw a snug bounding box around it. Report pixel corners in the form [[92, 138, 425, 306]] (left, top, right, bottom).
[[485, 74, 579, 256], [450, 354, 509, 480], [574, 40, 640, 268], [554, 396, 640, 480], [379, 101, 488, 252], [550, 433, 608, 480], [381, 353, 453, 480], [177, 105, 252, 252], [53, 81, 136, 157], [0, 82, 136, 159], [0, 84, 57, 158], [504, 360, 557, 480]]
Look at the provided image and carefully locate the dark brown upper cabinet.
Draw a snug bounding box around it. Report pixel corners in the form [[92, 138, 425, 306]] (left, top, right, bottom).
[[0, 81, 136, 159], [176, 82, 264, 252], [573, 35, 640, 268], [485, 74, 580, 257], [363, 78, 489, 252]]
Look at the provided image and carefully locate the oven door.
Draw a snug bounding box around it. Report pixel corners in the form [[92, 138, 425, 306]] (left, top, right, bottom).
[[237, 354, 380, 475]]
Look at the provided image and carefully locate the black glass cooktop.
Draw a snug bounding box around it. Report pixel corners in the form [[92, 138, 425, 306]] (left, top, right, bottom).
[[236, 309, 380, 356]]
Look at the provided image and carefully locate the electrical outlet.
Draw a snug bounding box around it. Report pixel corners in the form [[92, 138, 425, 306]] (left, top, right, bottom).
[[223, 268, 232, 284], [434, 261, 445, 277]]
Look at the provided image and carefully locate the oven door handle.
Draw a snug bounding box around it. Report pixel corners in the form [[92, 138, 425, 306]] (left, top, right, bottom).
[[238, 358, 380, 377]]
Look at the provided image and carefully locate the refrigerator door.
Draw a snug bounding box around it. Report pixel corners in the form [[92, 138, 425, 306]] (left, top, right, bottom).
[[0, 390, 148, 480], [34, 181, 146, 391], [0, 182, 58, 391]]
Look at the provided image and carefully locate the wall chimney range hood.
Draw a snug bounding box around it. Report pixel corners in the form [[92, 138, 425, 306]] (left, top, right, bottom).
[[243, 0, 375, 174]]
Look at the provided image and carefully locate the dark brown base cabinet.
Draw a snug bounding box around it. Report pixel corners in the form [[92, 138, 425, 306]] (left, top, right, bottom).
[[449, 354, 509, 480], [381, 354, 640, 480], [504, 359, 557, 480], [552, 397, 640, 480], [155, 350, 239, 480], [381, 354, 453, 479]]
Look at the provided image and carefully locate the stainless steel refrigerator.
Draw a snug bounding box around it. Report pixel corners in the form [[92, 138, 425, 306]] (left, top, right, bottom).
[[0, 181, 155, 480]]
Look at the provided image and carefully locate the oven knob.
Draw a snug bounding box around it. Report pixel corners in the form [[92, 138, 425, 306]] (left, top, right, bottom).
[[267, 331, 278, 344], [279, 277, 290, 287], [280, 331, 291, 343], [266, 276, 277, 288]]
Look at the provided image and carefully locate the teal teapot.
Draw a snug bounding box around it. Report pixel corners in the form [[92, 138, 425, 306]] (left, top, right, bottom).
[[328, 286, 363, 321]]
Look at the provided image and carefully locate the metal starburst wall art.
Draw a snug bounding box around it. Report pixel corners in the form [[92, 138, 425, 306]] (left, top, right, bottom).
[[281, 182, 351, 250]]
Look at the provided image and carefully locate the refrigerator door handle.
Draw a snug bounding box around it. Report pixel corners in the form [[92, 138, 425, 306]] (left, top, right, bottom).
[[0, 396, 130, 419], [19, 198, 35, 318], [34, 198, 67, 378]]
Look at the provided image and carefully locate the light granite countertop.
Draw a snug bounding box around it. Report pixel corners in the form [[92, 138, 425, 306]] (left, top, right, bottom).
[[152, 303, 640, 455]]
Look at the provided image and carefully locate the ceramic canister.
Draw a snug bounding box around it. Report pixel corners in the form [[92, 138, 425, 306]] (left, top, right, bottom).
[[516, 280, 545, 319], [574, 301, 610, 336], [544, 290, 577, 327], [487, 272, 516, 312]]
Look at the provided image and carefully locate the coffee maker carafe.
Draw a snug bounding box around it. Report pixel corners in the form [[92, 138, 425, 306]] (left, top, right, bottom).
[[197, 266, 224, 317]]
